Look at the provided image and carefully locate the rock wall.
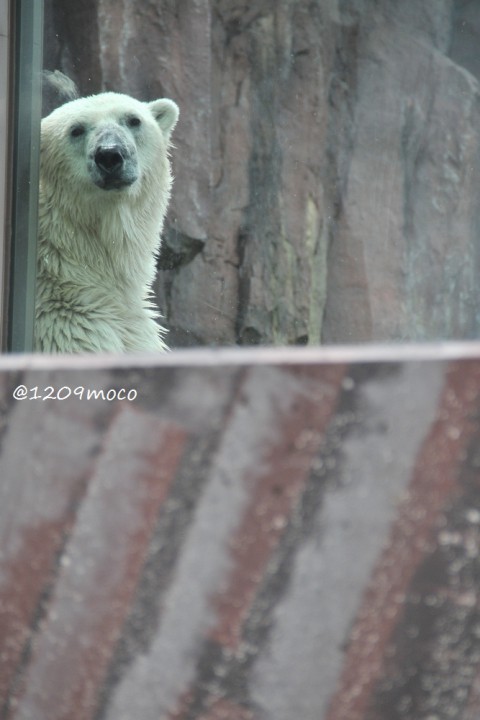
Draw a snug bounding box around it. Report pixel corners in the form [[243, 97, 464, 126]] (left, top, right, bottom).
[[42, 0, 480, 346]]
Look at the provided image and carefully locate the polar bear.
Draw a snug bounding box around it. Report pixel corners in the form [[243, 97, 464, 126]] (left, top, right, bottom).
[[35, 90, 179, 352]]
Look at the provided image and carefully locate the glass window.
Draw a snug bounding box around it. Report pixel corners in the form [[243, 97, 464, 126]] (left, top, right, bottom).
[[3, 2, 480, 352]]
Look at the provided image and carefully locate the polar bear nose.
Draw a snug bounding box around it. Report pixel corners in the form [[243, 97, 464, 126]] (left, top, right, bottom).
[[94, 145, 124, 175]]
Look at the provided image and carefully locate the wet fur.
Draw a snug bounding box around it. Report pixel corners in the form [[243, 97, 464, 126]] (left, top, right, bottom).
[[35, 92, 178, 352]]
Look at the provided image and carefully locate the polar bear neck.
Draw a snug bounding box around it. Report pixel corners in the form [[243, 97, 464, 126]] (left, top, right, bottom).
[[38, 176, 169, 292]]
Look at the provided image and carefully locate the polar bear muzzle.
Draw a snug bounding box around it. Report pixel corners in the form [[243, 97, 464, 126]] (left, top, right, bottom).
[[90, 128, 138, 191]]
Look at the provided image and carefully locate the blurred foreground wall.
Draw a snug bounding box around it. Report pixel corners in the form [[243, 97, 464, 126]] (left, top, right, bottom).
[[1, 346, 480, 719]]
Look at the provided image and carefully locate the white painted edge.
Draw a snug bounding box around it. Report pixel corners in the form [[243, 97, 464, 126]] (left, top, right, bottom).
[[2, 341, 480, 372]]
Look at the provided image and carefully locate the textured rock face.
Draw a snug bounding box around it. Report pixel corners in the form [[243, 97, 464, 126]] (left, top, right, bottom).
[[324, 2, 480, 343], [43, 0, 480, 346]]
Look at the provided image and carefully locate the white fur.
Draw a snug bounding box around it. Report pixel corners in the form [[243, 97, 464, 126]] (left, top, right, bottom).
[[35, 92, 179, 352]]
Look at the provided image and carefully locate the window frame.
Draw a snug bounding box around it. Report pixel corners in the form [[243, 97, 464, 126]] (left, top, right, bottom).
[[1, 0, 43, 353], [0, 0, 12, 352]]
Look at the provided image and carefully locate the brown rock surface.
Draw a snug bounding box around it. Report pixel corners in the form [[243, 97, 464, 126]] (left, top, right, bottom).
[[42, 0, 480, 346]]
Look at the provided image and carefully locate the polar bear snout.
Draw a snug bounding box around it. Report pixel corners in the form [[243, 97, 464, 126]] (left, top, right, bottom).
[[95, 145, 124, 175], [90, 129, 138, 191]]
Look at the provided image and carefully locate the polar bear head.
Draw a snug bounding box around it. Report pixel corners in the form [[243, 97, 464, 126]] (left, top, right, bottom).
[[40, 92, 179, 200]]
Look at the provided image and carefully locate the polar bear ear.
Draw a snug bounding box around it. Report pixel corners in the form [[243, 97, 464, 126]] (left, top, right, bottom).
[[42, 70, 80, 118], [148, 99, 179, 141]]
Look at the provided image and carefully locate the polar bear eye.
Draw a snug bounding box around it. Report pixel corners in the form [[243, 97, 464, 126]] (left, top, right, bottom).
[[70, 124, 86, 138], [126, 116, 142, 128]]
